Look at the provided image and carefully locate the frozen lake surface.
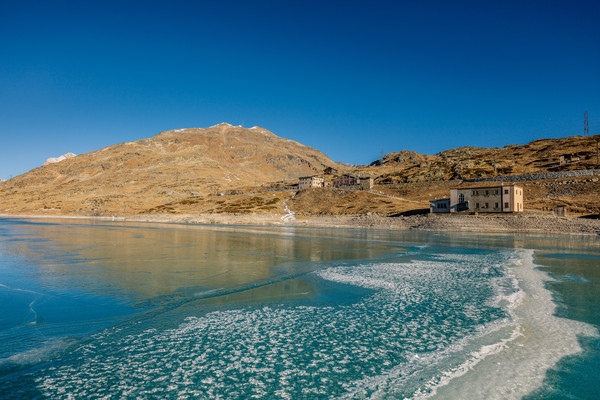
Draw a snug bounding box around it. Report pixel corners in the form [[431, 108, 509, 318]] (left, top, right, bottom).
[[1, 218, 599, 399]]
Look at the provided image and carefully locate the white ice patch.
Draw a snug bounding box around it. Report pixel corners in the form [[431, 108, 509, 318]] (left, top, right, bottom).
[[422, 250, 599, 400], [0, 283, 40, 295], [36, 252, 524, 399], [317, 254, 526, 398], [0, 337, 76, 367]]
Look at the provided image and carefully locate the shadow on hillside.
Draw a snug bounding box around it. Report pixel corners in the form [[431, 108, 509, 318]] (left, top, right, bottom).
[[389, 209, 430, 217]]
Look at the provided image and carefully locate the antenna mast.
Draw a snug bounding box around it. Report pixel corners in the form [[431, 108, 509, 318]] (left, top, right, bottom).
[[584, 110, 589, 136]]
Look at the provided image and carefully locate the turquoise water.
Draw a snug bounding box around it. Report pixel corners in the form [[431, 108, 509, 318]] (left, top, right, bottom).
[[0, 218, 598, 399]]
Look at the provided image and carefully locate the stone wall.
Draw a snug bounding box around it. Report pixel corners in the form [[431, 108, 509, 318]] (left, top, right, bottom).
[[466, 169, 600, 183]]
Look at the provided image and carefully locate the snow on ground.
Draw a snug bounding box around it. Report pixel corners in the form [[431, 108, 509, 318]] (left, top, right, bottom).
[[281, 202, 296, 223]]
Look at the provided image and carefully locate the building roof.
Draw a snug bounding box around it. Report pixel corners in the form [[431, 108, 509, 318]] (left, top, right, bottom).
[[450, 183, 522, 190], [335, 174, 372, 179]]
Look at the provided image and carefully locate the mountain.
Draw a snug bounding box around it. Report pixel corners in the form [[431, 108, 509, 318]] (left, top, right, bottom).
[[0, 123, 337, 214], [369, 150, 429, 166], [2, 127, 598, 217], [43, 152, 77, 166], [365, 134, 600, 183], [356, 134, 600, 215]]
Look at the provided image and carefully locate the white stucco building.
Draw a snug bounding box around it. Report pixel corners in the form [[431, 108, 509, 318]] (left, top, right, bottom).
[[431, 184, 524, 213]]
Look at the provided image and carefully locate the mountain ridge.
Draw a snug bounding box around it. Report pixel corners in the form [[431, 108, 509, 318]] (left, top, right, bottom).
[[0, 124, 337, 214], [0, 127, 598, 216], [365, 134, 600, 183]]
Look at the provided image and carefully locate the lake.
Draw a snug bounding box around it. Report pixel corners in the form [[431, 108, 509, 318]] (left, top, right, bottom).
[[1, 217, 599, 399]]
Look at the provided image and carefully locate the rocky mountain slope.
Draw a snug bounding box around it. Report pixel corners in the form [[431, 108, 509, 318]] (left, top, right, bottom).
[[358, 134, 600, 215], [365, 134, 600, 183], [0, 123, 337, 214], [1, 128, 598, 217]]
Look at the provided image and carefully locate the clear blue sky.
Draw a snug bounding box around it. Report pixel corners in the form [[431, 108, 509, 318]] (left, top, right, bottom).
[[1, 0, 599, 180]]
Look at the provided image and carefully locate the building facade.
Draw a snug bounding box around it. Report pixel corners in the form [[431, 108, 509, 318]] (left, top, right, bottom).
[[333, 174, 358, 187], [359, 177, 373, 190], [298, 176, 324, 191], [332, 175, 373, 190], [431, 184, 524, 213], [430, 198, 451, 213]]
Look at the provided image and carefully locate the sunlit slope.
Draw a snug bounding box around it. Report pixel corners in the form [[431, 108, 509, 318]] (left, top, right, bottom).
[[0, 123, 337, 214], [365, 134, 600, 183]]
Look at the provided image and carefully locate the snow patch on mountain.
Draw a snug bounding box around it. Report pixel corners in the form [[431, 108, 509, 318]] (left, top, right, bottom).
[[43, 153, 76, 166]]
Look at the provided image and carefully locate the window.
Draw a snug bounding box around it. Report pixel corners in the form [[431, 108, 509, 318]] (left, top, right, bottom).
[[494, 190, 499, 195], [495, 203, 499, 208], [504, 189, 509, 194], [476, 203, 480, 208], [505, 202, 509, 208], [485, 203, 489, 208], [485, 190, 489, 195], [459, 193, 465, 203]]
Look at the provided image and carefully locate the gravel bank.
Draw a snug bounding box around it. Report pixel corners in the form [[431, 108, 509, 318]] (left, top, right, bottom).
[[3, 213, 599, 236], [125, 212, 600, 236]]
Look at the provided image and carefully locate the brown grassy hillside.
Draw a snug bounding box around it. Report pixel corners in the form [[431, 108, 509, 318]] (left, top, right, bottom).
[[371, 177, 600, 215], [364, 134, 600, 183], [0, 124, 337, 214], [289, 188, 429, 216], [1, 129, 598, 217], [145, 191, 294, 215]]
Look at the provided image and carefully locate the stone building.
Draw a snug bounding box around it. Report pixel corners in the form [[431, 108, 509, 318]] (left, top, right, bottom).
[[298, 176, 324, 191], [430, 198, 451, 213], [359, 177, 373, 190], [332, 175, 373, 190], [431, 184, 524, 213]]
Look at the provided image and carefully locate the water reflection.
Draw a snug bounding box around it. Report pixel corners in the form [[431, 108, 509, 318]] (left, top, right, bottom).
[[0, 219, 400, 307], [1, 218, 598, 309]]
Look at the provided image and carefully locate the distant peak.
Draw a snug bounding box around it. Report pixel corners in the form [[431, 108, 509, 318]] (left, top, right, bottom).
[[210, 122, 244, 128]]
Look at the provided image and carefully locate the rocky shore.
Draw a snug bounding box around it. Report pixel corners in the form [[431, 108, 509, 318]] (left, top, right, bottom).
[[2, 212, 599, 236], [398, 213, 600, 235], [123, 212, 600, 236]]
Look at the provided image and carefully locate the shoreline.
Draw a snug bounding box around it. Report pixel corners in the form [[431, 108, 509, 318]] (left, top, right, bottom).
[[1, 212, 599, 236]]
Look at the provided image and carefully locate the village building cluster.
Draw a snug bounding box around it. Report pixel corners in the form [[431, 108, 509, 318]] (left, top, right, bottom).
[[299, 169, 532, 216], [298, 173, 373, 191]]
